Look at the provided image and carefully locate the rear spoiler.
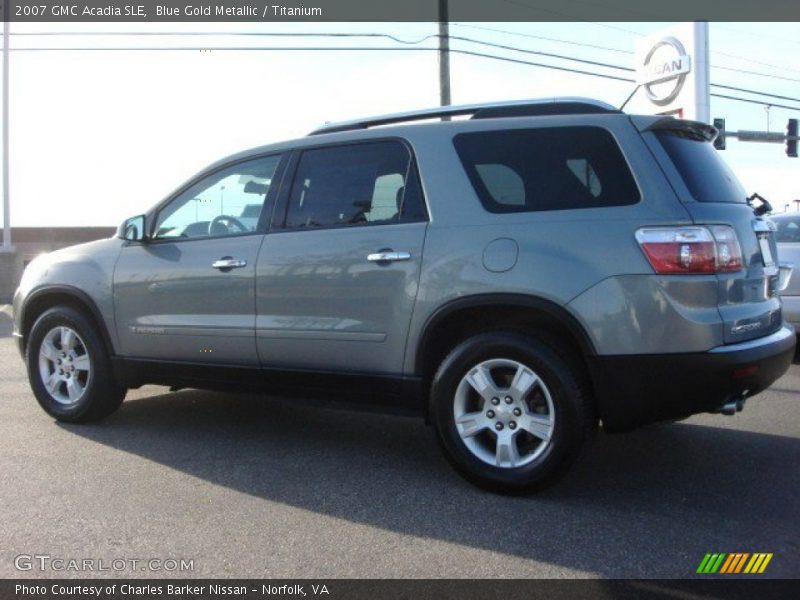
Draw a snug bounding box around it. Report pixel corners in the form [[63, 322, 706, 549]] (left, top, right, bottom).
[[629, 115, 718, 142]]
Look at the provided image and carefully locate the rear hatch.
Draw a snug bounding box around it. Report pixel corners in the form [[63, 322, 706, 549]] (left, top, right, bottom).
[[640, 117, 782, 344]]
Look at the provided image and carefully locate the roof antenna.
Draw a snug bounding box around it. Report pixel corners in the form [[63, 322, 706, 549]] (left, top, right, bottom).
[[619, 85, 641, 111]]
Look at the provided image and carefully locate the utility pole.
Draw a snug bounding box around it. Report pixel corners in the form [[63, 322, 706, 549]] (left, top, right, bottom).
[[2, 14, 11, 252], [438, 0, 451, 112]]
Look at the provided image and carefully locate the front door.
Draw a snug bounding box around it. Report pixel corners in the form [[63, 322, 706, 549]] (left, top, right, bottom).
[[256, 141, 428, 374], [114, 154, 283, 365]]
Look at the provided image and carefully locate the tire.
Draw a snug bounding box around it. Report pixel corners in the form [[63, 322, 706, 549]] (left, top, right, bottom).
[[430, 331, 596, 494], [26, 305, 126, 423]]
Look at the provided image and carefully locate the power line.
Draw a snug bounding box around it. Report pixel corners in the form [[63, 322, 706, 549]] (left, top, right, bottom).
[[8, 30, 632, 74], [714, 24, 800, 47], [710, 92, 800, 112], [448, 34, 630, 73], [712, 65, 800, 84], [11, 30, 439, 45], [8, 44, 639, 83], [450, 35, 800, 101], [710, 84, 800, 105], [454, 46, 800, 110], [10, 40, 800, 110], [455, 23, 800, 82], [713, 50, 800, 76], [16, 26, 800, 84], [495, 0, 645, 35], [453, 23, 633, 55], [463, 35, 800, 105], [12, 25, 636, 57], [455, 21, 800, 76], [453, 46, 636, 83]]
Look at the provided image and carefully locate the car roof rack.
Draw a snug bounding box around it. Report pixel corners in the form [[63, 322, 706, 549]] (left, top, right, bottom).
[[308, 97, 620, 135]]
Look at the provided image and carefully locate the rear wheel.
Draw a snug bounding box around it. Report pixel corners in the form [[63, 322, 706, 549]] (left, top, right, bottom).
[[430, 331, 596, 493], [26, 306, 125, 422]]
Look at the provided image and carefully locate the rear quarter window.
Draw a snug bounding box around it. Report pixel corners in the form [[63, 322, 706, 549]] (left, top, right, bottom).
[[453, 126, 640, 213]]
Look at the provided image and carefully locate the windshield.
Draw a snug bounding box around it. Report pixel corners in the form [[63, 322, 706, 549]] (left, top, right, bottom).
[[656, 131, 747, 204]]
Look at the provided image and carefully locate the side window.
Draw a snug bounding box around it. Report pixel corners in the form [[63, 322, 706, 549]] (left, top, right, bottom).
[[284, 141, 426, 230], [154, 155, 282, 240], [453, 127, 640, 213]]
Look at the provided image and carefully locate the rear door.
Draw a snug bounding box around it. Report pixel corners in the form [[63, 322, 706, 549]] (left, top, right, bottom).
[[642, 121, 783, 344], [255, 140, 428, 374]]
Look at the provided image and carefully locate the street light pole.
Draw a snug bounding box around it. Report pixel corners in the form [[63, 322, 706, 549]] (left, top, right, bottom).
[[2, 16, 11, 252]]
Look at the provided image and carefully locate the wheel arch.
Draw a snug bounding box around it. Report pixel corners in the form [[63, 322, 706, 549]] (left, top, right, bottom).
[[19, 285, 116, 357], [414, 293, 596, 384]]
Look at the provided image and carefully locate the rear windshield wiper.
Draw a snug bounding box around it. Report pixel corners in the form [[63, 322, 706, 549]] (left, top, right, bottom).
[[747, 192, 773, 216]]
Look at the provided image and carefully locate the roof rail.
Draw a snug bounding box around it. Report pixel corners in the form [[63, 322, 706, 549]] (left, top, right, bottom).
[[308, 97, 619, 136]]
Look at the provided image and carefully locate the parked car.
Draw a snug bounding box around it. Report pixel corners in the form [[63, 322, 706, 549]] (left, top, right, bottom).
[[770, 212, 800, 330], [12, 98, 796, 493]]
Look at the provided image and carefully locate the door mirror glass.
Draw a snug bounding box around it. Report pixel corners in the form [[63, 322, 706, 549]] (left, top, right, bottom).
[[118, 215, 147, 242]]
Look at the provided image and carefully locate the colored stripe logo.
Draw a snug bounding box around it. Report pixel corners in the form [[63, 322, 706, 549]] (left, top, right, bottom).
[[697, 553, 773, 574]]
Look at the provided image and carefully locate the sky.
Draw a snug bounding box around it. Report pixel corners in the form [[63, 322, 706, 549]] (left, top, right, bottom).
[[2, 21, 799, 227]]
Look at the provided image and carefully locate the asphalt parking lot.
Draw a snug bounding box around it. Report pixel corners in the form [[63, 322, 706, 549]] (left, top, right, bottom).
[[0, 310, 798, 579]]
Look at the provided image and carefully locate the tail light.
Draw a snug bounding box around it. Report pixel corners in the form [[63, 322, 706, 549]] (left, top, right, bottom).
[[635, 226, 743, 274]]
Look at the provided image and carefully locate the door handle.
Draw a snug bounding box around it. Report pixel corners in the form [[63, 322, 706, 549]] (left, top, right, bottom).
[[367, 251, 411, 263], [212, 257, 247, 270]]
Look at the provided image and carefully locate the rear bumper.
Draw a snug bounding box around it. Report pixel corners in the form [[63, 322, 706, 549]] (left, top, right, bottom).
[[589, 325, 796, 431]]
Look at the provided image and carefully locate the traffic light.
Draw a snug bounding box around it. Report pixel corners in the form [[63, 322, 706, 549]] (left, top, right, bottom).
[[788, 119, 798, 158], [713, 118, 726, 150]]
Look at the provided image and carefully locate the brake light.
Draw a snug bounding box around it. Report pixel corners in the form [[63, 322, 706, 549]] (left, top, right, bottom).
[[635, 226, 743, 274]]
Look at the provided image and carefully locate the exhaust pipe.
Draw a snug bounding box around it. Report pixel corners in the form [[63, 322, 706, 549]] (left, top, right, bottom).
[[717, 395, 746, 416]]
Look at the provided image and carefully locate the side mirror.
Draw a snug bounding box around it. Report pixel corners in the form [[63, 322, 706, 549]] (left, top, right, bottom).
[[117, 215, 148, 242]]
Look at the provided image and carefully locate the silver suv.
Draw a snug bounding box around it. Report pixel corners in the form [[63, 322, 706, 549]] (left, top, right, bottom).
[[12, 98, 796, 492]]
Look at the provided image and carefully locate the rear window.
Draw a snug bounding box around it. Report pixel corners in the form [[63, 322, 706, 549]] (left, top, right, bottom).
[[656, 131, 747, 204], [453, 127, 640, 213]]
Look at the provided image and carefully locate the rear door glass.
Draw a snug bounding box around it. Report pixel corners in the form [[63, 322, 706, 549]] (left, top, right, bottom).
[[283, 141, 426, 229]]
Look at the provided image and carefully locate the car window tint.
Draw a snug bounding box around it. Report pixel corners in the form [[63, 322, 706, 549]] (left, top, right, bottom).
[[155, 155, 281, 240], [285, 141, 425, 229], [453, 127, 640, 213]]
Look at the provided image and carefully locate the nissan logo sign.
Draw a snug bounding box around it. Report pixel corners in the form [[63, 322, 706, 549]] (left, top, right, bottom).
[[638, 37, 692, 106]]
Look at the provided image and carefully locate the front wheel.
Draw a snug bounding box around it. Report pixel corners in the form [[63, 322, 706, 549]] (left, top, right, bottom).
[[26, 306, 125, 423], [430, 332, 596, 493]]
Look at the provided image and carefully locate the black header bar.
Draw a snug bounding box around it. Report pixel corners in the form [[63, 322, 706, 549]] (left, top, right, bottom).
[[2, 579, 800, 600], [4, 0, 800, 22]]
